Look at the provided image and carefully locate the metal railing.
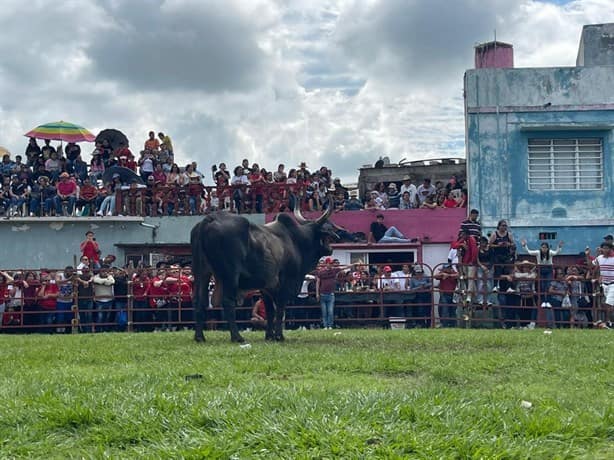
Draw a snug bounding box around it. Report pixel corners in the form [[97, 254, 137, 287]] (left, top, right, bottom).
[[0, 263, 608, 334]]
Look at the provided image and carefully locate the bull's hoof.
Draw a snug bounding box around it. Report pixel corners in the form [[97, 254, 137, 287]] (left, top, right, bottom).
[[275, 334, 285, 342], [231, 334, 245, 343], [194, 334, 205, 343], [265, 333, 275, 341]]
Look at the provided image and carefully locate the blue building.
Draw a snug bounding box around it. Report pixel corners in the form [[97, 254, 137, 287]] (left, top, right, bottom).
[[465, 23, 614, 254]]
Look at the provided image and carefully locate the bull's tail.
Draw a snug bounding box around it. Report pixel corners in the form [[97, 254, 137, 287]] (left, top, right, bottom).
[[191, 222, 212, 342]]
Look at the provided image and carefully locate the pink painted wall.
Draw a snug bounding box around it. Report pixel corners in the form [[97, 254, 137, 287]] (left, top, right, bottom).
[[266, 208, 468, 244], [475, 42, 514, 68]]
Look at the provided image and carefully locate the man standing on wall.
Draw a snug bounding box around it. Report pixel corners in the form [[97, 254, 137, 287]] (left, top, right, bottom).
[[80, 231, 101, 270], [460, 209, 482, 240]]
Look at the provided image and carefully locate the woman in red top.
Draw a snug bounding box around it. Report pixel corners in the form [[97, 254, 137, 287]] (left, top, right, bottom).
[[37, 272, 58, 332], [80, 231, 101, 269], [132, 270, 151, 331], [0, 271, 15, 318]]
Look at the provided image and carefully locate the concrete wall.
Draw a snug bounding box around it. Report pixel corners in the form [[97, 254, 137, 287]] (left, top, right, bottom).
[[358, 161, 466, 199], [577, 23, 614, 67], [465, 66, 614, 254], [0, 215, 266, 269]]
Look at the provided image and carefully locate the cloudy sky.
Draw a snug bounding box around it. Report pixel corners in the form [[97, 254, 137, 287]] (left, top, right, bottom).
[[0, 0, 612, 184]]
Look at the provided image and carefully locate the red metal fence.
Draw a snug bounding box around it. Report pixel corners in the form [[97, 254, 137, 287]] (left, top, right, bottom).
[[0, 263, 608, 334]]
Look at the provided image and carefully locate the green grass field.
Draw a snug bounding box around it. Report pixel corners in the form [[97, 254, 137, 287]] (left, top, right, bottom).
[[0, 329, 612, 459]]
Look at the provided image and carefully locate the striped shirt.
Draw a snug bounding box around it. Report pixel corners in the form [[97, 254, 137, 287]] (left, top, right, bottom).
[[593, 255, 614, 283]]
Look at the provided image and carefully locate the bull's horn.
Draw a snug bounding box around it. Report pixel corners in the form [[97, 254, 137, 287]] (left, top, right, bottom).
[[293, 197, 309, 224], [315, 196, 334, 225]]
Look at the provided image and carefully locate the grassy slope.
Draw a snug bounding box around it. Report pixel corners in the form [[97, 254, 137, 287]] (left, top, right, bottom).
[[0, 329, 612, 459]]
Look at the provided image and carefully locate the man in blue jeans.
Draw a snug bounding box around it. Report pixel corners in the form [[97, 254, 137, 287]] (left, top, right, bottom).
[[315, 257, 344, 329], [368, 213, 413, 244]]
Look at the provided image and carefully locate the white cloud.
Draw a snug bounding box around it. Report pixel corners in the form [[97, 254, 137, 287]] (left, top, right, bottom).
[[0, 0, 613, 184]]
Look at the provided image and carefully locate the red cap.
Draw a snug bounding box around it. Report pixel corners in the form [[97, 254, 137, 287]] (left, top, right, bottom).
[[324, 257, 333, 264], [383, 265, 392, 272]]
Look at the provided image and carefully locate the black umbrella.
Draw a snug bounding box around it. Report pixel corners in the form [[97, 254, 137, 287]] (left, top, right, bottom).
[[102, 166, 144, 185], [95, 129, 129, 151]]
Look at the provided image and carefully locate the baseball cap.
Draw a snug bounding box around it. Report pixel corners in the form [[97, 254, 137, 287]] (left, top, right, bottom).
[[383, 265, 392, 272], [324, 257, 333, 264]]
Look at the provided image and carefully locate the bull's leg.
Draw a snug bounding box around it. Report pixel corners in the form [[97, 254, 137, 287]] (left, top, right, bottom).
[[222, 295, 244, 343], [193, 273, 210, 343], [274, 303, 286, 341], [262, 294, 275, 341]]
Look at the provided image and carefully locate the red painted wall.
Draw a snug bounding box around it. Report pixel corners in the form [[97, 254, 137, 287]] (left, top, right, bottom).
[[266, 208, 467, 244]]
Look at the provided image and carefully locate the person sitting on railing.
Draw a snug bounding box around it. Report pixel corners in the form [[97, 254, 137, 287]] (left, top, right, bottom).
[[152, 162, 167, 184], [138, 150, 155, 182], [54, 172, 77, 216], [399, 191, 413, 210], [187, 174, 204, 215], [9, 175, 29, 217], [75, 177, 100, 217], [117, 154, 137, 172], [96, 177, 120, 216], [144, 131, 160, 153], [158, 132, 173, 158], [166, 163, 181, 186], [386, 182, 401, 209], [25, 138, 42, 167], [89, 151, 105, 182], [247, 163, 265, 213], [44, 151, 62, 183], [230, 165, 250, 214], [273, 163, 287, 183], [364, 191, 385, 211], [344, 190, 362, 211], [420, 193, 439, 209], [161, 156, 173, 174]]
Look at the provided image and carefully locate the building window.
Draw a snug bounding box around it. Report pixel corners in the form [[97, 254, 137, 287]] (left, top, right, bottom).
[[528, 138, 603, 190]]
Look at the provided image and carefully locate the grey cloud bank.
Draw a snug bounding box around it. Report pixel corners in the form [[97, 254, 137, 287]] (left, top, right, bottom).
[[0, 0, 612, 184]]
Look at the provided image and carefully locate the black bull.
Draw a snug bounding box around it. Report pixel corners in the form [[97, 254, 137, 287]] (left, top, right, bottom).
[[191, 203, 336, 342]]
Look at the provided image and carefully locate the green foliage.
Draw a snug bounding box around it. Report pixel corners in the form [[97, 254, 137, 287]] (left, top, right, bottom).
[[0, 329, 612, 458]]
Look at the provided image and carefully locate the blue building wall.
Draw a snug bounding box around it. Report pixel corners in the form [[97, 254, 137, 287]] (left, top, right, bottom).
[[465, 66, 614, 253]]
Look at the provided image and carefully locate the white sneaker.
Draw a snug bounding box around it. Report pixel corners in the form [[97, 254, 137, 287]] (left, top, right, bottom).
[[506, 287, 516, 293], [96, 211, 103, 216], [492, 286, 499, 293], [106, 211, 113, 216], [527, 322, 536, 330]]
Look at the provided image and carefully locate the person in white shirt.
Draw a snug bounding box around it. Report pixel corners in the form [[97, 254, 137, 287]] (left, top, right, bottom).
[[399, 175, 417, 208], [589, 242, 614, 310], [416, 178, 436, 205]]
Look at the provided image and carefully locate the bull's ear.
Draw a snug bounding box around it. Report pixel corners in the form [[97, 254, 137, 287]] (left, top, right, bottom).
[[315, 195, 334, 225]]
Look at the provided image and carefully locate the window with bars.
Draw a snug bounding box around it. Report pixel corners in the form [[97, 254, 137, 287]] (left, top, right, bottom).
[[527, 138, 603, 191]]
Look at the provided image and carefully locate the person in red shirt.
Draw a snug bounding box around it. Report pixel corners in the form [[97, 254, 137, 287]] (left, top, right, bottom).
[[149, 267, 169, 331], [451, 229, 478, 304], [54, 172, 77, 215], [76, 177, 100, 216], [144, 131, 160, 152], [132, 270, 151, 331], [178, 266, 194, 325], [80, 231, 101, 269], [36, 272, 58, 332], [250, 296, 266, 329], [434, 264, 459, 327]]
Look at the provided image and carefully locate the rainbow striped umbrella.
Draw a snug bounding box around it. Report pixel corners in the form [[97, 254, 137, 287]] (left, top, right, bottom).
[[24, 120, 96, 143]]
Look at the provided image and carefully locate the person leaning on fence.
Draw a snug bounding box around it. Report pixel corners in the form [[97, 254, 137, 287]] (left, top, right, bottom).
[[451, 229, 478, 304], [488, 220, 516, 292], [93, 266, 115, 332], [520, 238, 563, 301], [588, 241, 614, 324], [434, 264, 459, 327], [408, 265, 432, 328]]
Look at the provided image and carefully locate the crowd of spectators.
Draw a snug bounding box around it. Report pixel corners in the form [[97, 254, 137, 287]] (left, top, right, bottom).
[[0, 134, 466, 217]]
